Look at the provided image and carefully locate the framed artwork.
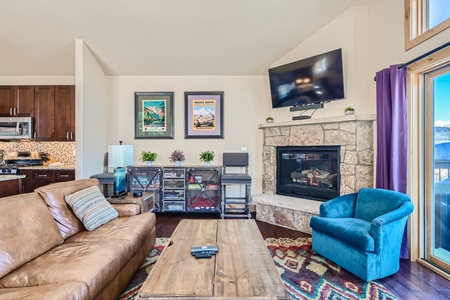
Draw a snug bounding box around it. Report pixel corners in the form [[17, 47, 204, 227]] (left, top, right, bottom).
[[135, 92, 174, 139], [184, 91, 224, 139]]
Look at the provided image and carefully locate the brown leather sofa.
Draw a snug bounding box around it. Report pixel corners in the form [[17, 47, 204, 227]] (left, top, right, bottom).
[[0, 178, 156, 300]]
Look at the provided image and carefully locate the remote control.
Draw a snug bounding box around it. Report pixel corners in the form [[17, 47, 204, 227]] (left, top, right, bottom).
[[194, 251, 212, 259], [191, 245, 219, 254]]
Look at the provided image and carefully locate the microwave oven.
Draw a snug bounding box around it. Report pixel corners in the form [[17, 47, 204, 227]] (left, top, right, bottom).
[[0, 117, 34, 140]]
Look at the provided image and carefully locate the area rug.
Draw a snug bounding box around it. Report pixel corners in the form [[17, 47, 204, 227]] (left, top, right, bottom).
[[118, 237, 397, 300]]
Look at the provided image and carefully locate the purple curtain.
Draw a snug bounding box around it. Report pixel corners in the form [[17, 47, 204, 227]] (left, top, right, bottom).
[[375, 65, 409, 259]]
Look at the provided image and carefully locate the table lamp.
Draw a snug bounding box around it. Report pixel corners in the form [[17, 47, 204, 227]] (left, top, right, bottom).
[[108, 141, 134, 198]]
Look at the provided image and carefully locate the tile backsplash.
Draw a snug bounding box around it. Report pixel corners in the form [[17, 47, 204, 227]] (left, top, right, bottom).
[[0, 141, 75, 164]]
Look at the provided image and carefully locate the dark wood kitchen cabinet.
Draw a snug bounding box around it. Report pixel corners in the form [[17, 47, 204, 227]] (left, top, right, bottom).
[[34, 85, 75, 141], [0, 86, 35, 117], [20, 169, 75, 193], [34, 86, 55, 141], [54, 85, 75, 141], [0, 179, 22, 197]]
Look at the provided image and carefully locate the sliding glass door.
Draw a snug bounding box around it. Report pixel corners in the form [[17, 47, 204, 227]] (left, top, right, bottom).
[[424, 65, 450, 272]]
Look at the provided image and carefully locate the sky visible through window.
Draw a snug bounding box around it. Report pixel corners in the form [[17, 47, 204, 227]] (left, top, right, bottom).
[[434, 72, 450, 146], [428, 0, 450, 28]]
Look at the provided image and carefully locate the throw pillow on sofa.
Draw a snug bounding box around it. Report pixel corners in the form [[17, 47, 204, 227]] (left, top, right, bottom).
[[65, 185, 118, 231]]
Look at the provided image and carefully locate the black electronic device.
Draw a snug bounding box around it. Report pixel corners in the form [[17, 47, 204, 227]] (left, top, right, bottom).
[[133, 191, 142, 197], [269, 48, 345, 109], [191, 245, 219, 255], [193, 252, 212, 259]]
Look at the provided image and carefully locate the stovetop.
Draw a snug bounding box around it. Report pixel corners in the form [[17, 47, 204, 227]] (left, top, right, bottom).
[[0, 165, 19, 175]]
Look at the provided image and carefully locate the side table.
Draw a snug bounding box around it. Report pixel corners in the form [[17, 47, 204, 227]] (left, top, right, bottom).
[[107, 192, 155, 213]]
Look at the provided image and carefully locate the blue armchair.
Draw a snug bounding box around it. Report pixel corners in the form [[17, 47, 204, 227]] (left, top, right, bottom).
[[309, 188, 414, 281]]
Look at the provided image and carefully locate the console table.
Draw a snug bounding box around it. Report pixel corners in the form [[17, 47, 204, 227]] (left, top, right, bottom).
[[127, 166, 221, 214]]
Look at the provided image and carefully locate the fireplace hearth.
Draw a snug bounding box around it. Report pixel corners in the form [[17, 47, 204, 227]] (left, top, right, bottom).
[[277, 146, 340, 201]]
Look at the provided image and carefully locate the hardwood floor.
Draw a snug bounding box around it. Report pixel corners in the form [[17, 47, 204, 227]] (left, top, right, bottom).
[[154, 213, 450, 300]]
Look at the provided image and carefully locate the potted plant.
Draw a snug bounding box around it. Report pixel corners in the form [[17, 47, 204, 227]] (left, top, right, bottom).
[[199, 150, 215, 166], [169, 149, 185, 166], [266, 116, 274, 123], [141, 151, 157, 166], [344, 106, 355, 115]]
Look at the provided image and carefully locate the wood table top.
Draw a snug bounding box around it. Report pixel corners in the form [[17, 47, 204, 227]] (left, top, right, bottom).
[[137, 219, 289, 300]]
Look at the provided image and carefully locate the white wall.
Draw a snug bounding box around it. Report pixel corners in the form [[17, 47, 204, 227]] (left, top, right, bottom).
[[268, 6, 370, 122], [108, 75, 269, 194], [75, 40, 111, 179], [0, 76, 74, 85]]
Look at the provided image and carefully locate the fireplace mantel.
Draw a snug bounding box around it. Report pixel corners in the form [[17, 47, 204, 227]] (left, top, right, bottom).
[[259, 114, 376, 129], [254, 113, 376, 233]]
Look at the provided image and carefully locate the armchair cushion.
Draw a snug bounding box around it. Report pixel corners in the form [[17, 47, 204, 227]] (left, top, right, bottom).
[[355, 188, 411, 222], [310, 217, 374, 252]]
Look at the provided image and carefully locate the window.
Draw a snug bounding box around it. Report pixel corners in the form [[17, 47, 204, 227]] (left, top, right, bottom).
[[405, 0, 450, 50], [409, 46, 450, 279]]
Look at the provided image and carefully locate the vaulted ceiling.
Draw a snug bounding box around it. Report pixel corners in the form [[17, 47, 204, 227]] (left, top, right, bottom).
[[0, 0, 368, 76]]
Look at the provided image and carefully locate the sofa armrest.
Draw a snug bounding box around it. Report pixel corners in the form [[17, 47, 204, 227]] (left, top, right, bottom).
[[320, 193, 358, 218], [111, 204, 140, 217]]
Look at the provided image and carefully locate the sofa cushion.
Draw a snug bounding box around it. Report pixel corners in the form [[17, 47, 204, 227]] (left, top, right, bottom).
[[310, 216, 374, 252], [0, 281, 88, 300], [65, 186, 118, 231], [36, 178, 101, 239], [0, 193, 63, 278]]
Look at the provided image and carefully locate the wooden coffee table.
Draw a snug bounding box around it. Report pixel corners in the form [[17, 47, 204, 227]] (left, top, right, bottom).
[[136, 219, 289, 299]]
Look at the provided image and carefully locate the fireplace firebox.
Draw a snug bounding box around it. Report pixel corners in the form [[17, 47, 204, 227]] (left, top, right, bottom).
[[277, 146, 340, 201]]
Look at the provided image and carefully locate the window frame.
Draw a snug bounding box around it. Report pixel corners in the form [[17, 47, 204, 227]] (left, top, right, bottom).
[[408, 45, 450, 280], [405, 0, 450, 50]]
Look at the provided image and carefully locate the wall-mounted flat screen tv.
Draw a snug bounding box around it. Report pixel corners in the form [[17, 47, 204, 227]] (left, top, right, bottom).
[[269, 48, 345, 108]]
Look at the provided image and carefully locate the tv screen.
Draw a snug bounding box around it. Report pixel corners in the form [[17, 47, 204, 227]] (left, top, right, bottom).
[[269, 48, 345, 108]]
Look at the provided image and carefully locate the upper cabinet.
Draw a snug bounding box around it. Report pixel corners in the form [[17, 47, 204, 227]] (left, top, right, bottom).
[[34, 86, 55, 141], [0, 86, 35, 117], [1, 85, 75, 141], [34, 85, 75, 141], [54, 85, 75, 141]]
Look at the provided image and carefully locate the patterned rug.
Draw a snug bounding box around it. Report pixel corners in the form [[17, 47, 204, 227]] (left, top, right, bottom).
[[118, 237, 397, 300]]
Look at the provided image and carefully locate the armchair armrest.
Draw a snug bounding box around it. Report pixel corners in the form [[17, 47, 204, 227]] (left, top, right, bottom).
[[320, 193, 358, 218], [371, 201, 414, 228]]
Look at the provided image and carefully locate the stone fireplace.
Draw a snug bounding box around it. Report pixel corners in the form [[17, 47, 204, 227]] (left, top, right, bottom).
[[253, 114, 376, 233]]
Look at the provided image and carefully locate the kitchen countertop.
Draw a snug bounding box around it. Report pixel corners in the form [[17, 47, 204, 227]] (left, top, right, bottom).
[[18, 165, 76, 170], [0, 175, 26, 182]]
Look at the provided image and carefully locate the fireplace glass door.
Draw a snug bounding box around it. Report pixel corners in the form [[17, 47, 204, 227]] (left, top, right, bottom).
[[277, 146, 340, 201]]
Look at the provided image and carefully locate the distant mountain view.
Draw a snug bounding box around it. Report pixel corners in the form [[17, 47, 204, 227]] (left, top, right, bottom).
[[435, 126, 450, 145]]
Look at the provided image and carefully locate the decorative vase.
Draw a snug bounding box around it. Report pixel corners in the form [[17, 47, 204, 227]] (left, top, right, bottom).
[[145, 161, 152, 166], [266, 119, 273, 123], [174, 161, 181, 166], [345, 110, 354, 115], [204, 161, 211, 166]]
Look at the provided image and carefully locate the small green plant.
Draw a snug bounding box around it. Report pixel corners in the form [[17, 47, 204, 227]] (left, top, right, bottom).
[[141, 151, 157, 162], [345, 106, 355, 112], [266, 116, 274, 122], [199, 150, 215, 162]]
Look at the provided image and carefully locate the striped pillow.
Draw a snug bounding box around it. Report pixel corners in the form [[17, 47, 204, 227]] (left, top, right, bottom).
[[64, 185, 118, 231]]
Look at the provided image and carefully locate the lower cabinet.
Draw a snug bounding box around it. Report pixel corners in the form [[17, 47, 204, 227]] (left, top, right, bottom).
[[0, 179, 22, 197], [20, 169, 75, 193]]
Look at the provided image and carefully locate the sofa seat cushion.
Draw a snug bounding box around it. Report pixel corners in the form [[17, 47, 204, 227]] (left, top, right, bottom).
[[310, 217, 374, 252], [0, 193, 63, 278], [0, 281, 88, 300], [66, 213, 156, 253], [36, 178, 102, 239], [64, 186, 118, 231], [0, 240, 133, 299]]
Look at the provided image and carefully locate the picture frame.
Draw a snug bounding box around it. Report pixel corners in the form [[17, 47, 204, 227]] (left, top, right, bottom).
[[135, 92, 174, 139], [184, 91, 224, 139]]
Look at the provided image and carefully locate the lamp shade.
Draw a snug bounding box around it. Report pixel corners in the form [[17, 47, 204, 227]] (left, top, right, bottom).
[[108, 145, 134, 168]]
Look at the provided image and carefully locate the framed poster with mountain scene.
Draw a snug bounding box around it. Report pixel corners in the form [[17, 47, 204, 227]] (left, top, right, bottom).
[[184, 91, 224, 139], [135, 92, 174, 139]]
